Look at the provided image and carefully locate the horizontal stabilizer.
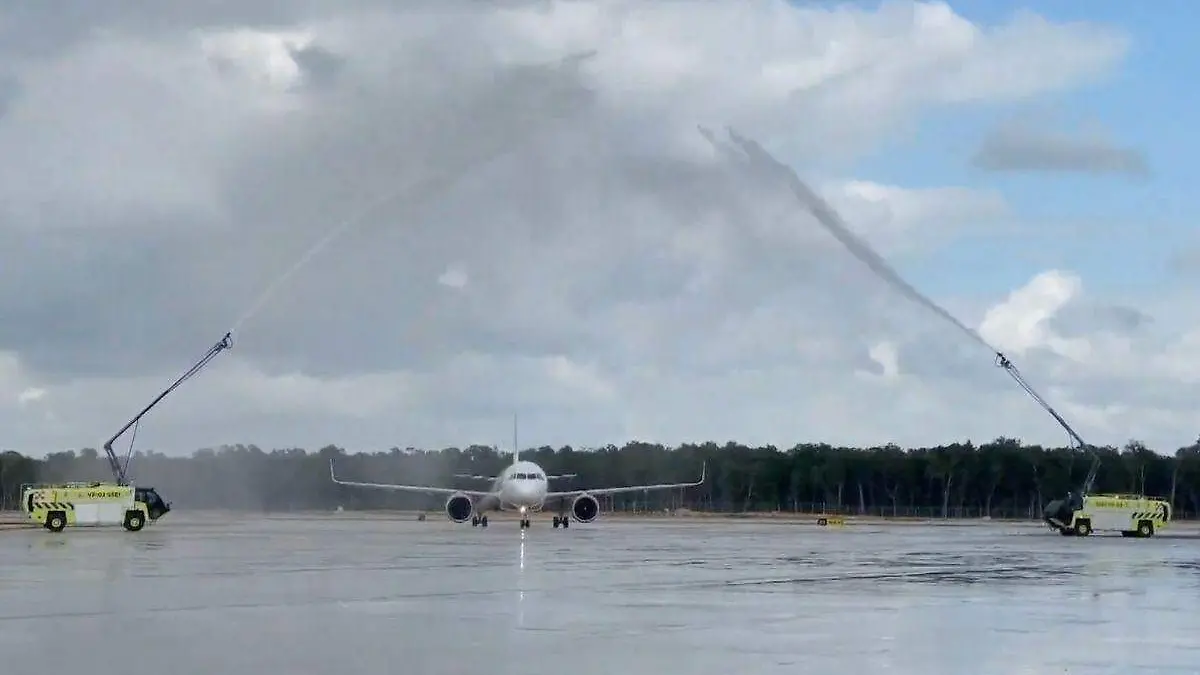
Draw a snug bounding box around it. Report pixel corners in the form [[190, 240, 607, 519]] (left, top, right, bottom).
[[453, 474, 496, 481], [545, 474, 577, 480]]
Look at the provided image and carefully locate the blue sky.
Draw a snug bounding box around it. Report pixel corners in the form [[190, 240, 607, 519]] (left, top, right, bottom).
[[834, 0, 1196, 301]]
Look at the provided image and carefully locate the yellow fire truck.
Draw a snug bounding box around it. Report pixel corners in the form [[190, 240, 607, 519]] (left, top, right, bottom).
[[20, 482, 170, 532], [1043, 491, 1171, 537], [18, 332, 232, 533]]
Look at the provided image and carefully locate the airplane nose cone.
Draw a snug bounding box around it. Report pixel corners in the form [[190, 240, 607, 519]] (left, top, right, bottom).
[[505, 483, 527, 504]]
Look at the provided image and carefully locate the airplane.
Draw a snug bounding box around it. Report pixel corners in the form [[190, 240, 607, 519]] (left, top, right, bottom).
[[328, 427, 706, 530]]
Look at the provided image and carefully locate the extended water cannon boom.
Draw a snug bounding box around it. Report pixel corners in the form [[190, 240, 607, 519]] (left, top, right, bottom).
[[993, 351, 1099, 494], [103, 331, 234, 485], [700, 125, 1106, 506]]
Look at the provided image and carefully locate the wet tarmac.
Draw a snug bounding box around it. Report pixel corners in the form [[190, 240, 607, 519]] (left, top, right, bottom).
[[2, 513, 1199, 674]]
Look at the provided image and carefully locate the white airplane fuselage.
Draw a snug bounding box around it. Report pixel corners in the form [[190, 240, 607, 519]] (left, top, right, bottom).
[[490, 459, 550, 514]]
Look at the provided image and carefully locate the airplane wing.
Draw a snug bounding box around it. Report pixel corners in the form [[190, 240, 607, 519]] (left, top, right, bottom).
[[330, 460, 492, 497], [545, 462, 706, 499]]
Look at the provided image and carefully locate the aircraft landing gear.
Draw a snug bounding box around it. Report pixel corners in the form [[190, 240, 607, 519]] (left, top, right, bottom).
[[519, 518, 530, 529], [471, 515, 489, 527], [552, 515, 569, 529]]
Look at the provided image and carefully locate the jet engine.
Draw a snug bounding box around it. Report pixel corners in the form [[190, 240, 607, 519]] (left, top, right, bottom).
[[445, 492, 474, 523], [571, 493, 600, 523]]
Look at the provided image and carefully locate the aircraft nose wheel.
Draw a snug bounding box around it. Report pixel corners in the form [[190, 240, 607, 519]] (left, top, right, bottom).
[[519, 518, 530, 529]]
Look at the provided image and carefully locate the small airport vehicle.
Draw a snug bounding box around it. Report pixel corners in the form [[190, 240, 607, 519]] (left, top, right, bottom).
[[1043, 491, 1170, 537], [20, 482, 171, 532]]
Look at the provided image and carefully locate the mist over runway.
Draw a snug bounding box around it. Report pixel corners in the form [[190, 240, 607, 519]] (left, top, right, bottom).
[[3, 514, 1199, 674]]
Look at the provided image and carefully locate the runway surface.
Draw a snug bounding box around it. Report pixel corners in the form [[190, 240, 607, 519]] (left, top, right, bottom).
[[2, 513, 1199, 674]]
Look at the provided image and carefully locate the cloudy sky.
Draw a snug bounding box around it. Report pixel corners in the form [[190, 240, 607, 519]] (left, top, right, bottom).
[[1, 0, 1193, 458]]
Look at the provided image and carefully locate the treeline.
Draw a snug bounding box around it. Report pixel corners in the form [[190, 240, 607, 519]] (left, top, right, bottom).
[[2, 438, 1200, 519]]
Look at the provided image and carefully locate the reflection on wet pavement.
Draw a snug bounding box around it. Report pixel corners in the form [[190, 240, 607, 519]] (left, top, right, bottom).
[[2, 514, 1198, 674]]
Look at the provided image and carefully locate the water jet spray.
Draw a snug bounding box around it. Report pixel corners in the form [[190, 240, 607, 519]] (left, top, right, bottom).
[[701, 125, 1100, 498]]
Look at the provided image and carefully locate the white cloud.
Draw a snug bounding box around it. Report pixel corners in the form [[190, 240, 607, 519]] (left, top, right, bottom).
[[979, 270, 1085, 358], [16, 387, 46, 407], [437, 264, 470, 290], [863, 341, 901, 381], [198, 28, 316, 94], [823, 180, 1009, 253], [2, 1, 1184, 458]]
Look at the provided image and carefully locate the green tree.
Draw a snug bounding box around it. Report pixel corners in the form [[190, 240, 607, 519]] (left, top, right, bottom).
[[1, 437, 1197, 519]]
